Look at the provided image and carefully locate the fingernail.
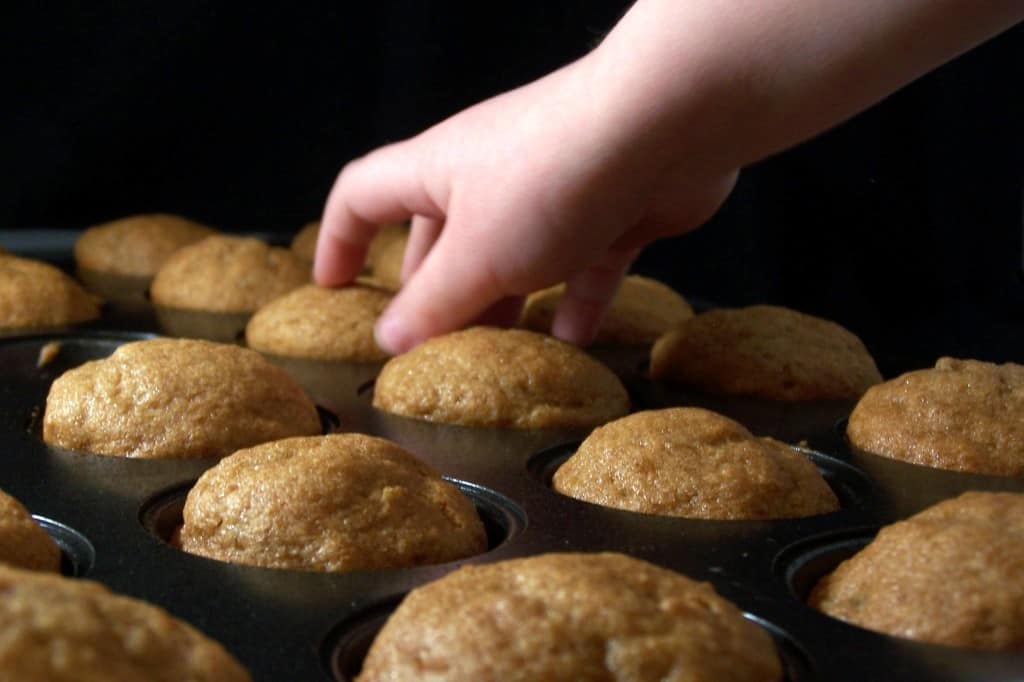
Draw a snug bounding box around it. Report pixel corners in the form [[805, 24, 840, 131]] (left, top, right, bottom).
[[375, 313, 411, 355]]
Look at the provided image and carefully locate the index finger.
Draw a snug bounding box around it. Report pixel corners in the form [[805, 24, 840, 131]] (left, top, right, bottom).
[[313, 141, 443, 287]]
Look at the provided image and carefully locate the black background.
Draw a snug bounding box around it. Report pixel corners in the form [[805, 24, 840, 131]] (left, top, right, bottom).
[[3, 2, 1023, 374]]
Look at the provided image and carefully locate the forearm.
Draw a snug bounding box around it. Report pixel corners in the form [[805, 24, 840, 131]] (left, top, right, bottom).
[[589, 0, 1024, 173]]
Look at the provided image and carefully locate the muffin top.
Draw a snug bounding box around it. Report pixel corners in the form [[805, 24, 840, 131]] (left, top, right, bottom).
[[150, 235, 309, 313], [245, 283, 392, 362], [554, 407, 838, 519], [43, 338, 321, 458], [0, 255, 100, 329], [649, 304, 882, 401], [367, 228, 409, 290], [372, 326, 630, 429], [0, 488, 60, 572], [847, 357, 1024, 476], [521, 275, 694, 345], [358, 551, 782, 682], [289, 220, 319, 261], [0, 565, 251, 682], [74, 213, 216, 277], [179, 434, 486, 572], [809, 491, 1024, 650]]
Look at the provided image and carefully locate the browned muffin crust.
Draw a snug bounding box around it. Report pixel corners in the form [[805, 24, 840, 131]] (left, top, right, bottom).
[[0, 565, 251, 681], [74, 213, 216, 277], [373, 326, 630, 429], [150, 235, 309, 313], [847, 357, 1024, 476], [179, 434, 486, 571], [290, 220, 320, 261], [0, 488, 60, 572], [0, 255, 100, 328], [554, 407, 838, 519], [358, 552, 782, 682], [650, 304, 882, 401], [521, 275, 694, 345], [245, 283, 392, 361], [43, 338, 321, 458], [810, 491, 1024, 650], [367, 228, 409, 290]]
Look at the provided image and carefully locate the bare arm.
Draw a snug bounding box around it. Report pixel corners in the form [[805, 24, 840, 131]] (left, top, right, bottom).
[[315, 0, 1023, 353]]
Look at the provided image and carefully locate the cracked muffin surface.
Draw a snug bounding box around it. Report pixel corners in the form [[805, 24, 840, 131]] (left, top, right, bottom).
[[372, 326, 630, 429], [358, 552, 782, 682], [179, 434, 486, 571], [43, 337, 321, 458], [554, 407, 838, 519], [810, 491, 1024, 650]]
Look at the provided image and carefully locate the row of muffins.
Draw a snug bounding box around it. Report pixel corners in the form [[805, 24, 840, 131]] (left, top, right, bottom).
[[2, 216, 1024, 675]]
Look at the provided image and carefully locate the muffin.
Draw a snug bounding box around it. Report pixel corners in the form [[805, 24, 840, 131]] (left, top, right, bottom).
[[290, 220, 320, 261], [847, 357, 1024, 476], [0, 488, 61, 572], [368, 228, 409, 290], [43, 337, 321, 458], [0, 565, 251, 681], [553, 407, 838, 519], [809, 491, 1024, 650], [521, 275, 694, 345], [245, 283, 392, 362], [150, 235, 309, 313], [74, 213, 216, 277], [358, 552, 782, 682], [373, 326, 630, 429], [179, 434, 486, 572], [650, 304, 882, 401], [0, 254, 100, 328]]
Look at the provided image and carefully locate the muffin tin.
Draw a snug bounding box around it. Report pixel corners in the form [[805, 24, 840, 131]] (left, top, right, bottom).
[[2, 234, 1023, 681]]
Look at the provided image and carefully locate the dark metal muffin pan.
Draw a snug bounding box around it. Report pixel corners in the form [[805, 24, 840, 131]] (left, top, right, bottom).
[[2, 243, 1023, 681]]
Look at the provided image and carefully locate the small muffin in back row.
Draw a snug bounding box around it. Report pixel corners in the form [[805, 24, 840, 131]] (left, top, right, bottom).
[[520, 275, 694, 346], [372, 326, 630, 429], [651, 304, 882, 402], [245, 283, 392, 362], [74, 213, 216, 278], [151, 235, 308, 313], [0, 254, 100, 329]]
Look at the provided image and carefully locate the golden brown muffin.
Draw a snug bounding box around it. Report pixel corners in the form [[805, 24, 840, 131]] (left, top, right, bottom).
[[650, 304, 882, 401], [245, 283, 392, 361], [809, 491, 1024, 650], [521, 275, 694, 345], [0, 488, 60, 572], [554, 407, 838, 519], [74, 213, 217, 277], [0, 255, 100, 329], [373, 326, 630, 429], [847, 357, 1024, 476], [358, 552, 782, 682], [290, 220, 320, 261], [150, 235, 309, 313], [43, 338, 321, 458], [368, 228, 409, 290], [179, 434, 486, 572], [0, 565, 251, 681]]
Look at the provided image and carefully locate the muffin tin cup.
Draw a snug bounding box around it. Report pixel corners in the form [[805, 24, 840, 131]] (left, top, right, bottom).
[[2, 237, 1023, 681]]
